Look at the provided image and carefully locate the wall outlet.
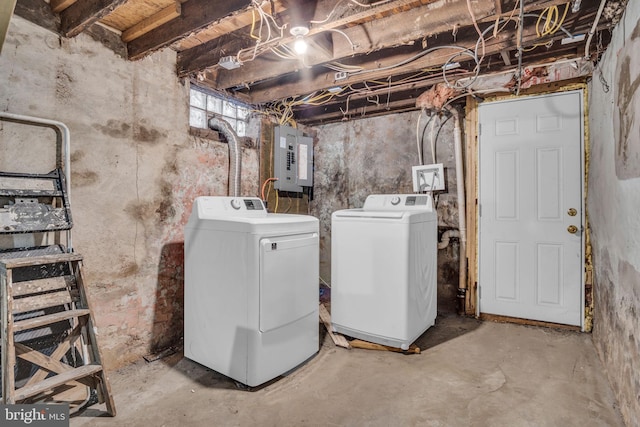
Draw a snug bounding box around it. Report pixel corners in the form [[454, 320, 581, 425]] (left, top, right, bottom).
[[412, 164, 445, 192]]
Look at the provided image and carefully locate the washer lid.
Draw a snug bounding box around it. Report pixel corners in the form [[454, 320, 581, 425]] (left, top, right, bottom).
[[362, 194, 434, 211], [333, 209, 404, 219]]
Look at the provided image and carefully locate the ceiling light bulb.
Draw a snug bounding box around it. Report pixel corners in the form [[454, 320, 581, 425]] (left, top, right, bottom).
[[294, 36, 308, 55]]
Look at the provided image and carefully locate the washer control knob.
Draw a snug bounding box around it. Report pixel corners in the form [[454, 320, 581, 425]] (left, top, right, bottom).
[[391, 196, 401, 205], [230, 199, 242, 210]]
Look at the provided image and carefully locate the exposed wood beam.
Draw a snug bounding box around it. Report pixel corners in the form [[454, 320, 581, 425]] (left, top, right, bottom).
[[298, 96, 422, 125], [177, 34, 253, 77], [84, 20, 127, 58], [173, 0, 290, 51], [60, 0, 128, 37], [121, 2, 181, 43], [127, 0, 252, 61], [500, 49, 512, 65], [50, 0, 76, 14], [178, 0, 574, 88], [14, 0, 60, 34], [208, 0, 494, 89], [245, 20, 586, 104], [177, 0, 445, 77], [294, 77, 449, 123]]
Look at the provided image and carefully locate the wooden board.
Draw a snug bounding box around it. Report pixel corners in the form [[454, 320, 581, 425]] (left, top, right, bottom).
[[479, 313, 581, 331], [349, 339, 421, 354], [121, 1, 180, 42], [174, 0, 289, 51], [318, 304, 350, 349], [99, 0, 175, 31], [464, 96, 479, 315], [0, 253, 82, 270], [13, 275, 76, 297], [12, 289, 77, 314]]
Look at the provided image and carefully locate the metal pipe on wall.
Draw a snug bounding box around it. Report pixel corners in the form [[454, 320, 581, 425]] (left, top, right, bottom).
[[208, 116, 241, 197]]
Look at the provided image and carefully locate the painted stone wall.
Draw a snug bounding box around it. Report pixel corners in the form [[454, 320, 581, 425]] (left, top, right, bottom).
[[587, 0, 640, 423], [0, 17, 259, 370], [311, 110, 463, 313]]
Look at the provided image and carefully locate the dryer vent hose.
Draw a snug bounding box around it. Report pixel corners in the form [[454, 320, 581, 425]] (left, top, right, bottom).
[[209, 116, 241, 197]]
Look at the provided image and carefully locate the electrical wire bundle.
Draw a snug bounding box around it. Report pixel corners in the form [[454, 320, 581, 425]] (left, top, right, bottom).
[[255, 1, 583, 125]]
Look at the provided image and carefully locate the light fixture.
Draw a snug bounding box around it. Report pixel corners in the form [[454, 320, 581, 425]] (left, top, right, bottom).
[[290, 25, 309, 55], [294, 37, 308, 54]]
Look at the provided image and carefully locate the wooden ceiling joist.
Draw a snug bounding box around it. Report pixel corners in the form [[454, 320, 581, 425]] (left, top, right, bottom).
[[50, 0, 76, 14], [206, 0, 496, 90], [121, 1, 181, 43], [244, 18, 590, 104], [60, 0, 129, 37], [126, 0, 253, 60], [176, 0, 449, 78]]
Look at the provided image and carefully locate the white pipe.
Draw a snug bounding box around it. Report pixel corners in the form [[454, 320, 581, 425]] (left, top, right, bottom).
[[438, 229, 461, 250], [0, 112, 73, 251], [584, 0, 607, 59], [447, 107, 467, 313]]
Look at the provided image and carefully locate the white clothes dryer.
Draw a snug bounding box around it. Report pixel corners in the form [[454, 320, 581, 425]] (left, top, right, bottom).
[[331, 194, 437, 350], [184, 196, 319, 387]]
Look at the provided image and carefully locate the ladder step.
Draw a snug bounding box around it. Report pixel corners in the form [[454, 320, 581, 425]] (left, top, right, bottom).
[[12, 289, 78, 314], [13, 275, 76, 297], [0, 253, 83, 270], [14, 364, 104, 402], [14, 309, 90, 332], [0, 189, 64, 197]]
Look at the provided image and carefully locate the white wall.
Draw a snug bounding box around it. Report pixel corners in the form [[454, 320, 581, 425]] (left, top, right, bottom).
[[0, 16, 259, 370], [587, 0, 640, 423]]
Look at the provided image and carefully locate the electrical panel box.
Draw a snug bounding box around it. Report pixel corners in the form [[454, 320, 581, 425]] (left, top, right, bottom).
[[274, 125, 313, 192]]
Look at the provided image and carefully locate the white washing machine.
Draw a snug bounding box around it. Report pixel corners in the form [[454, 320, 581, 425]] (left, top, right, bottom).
[[331, 194, 437, 350], [184, 196, 319, 387]]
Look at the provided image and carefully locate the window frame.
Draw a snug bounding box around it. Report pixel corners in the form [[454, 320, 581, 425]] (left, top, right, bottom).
[[188, 84, 251, 138]]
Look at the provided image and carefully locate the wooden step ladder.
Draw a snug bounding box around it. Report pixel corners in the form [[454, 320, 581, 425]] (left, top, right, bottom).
[[1, 253, 116, 416]]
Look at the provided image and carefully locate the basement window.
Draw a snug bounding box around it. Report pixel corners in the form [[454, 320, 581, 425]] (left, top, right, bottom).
[[189, 85, 250, 137]]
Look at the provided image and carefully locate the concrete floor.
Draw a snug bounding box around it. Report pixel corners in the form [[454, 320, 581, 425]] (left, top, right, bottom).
[[71, 314, 624, 427]]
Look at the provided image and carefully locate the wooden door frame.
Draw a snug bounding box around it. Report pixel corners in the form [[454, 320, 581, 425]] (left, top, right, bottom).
[[464, 81, 591, 331]]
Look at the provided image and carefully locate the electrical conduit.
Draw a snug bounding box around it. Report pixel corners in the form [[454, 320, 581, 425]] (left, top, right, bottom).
[[583, 0, 607, 60]]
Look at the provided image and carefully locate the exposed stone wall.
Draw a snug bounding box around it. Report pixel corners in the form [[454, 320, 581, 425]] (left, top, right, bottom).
[[0, 17, 259, 370], [311, 110, 463, 313], [587, 0, 640, 423]]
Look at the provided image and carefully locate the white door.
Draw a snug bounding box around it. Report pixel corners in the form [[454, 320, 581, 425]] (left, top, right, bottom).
[[478, 91, 584, 327]]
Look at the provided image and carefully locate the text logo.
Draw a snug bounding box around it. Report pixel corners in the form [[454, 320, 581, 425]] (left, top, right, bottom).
[[1, 404, 69, 426]]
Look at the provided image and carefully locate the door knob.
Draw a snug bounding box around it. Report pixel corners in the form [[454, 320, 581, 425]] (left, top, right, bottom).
[[567, 225, 578, 234], [567, 208, 577, 216]]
